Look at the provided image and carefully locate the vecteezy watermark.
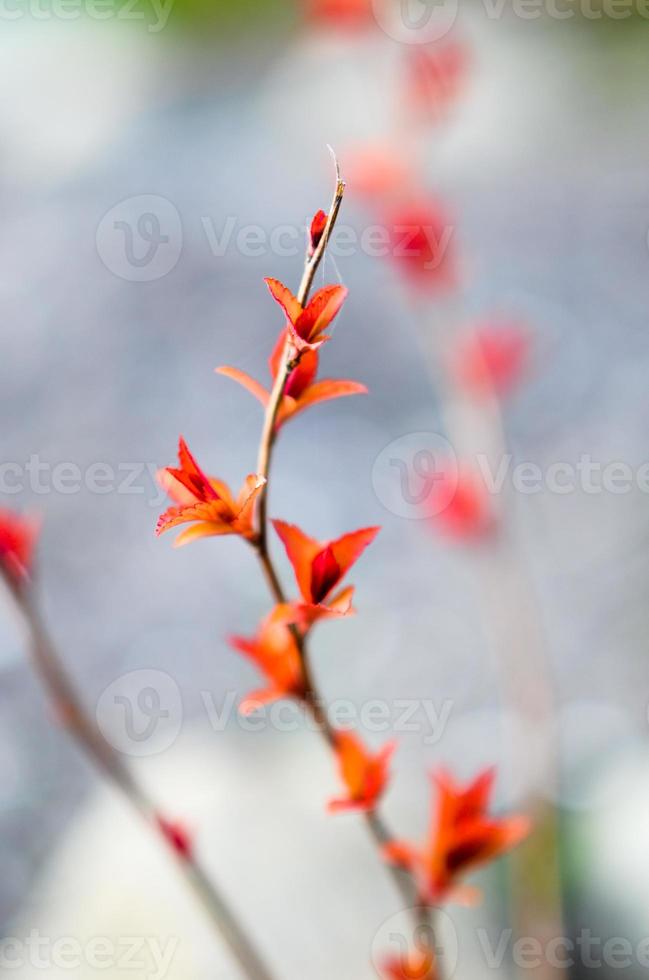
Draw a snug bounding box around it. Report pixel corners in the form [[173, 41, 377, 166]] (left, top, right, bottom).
[[372, 433, 649, 518], [371, 916, 649, 977], [0, 456, 168, 505], [96, 669, 183, 757], [96, 198, 455, 282], [95, 668, 454, 755], [372, 432, 458, 520], [478, 928, 649, 971], [0, 931, 179, 979], [371, 908, 459, 979], [372, 0, 459, 43], [96, 196, 183, 282], [0, 0, 174, 31], [371, 0, 649, 43], [201, 692, 454, 744]]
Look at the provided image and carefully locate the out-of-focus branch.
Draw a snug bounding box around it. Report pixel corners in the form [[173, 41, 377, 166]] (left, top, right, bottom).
[[419, 311, 566, 980], [3, 571, 276, 980]]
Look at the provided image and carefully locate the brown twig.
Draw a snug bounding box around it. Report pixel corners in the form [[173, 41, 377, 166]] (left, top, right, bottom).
[[252, 161, 421, 921], [255, 163, 345, 554], [4, 572, 276, 980]]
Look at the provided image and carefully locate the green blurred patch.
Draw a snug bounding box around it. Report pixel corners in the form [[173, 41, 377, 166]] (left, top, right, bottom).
[[119, 0, 297, 32]]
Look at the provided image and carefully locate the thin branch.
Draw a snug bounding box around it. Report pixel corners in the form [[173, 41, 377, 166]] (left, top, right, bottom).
[[252, 162, 421, 919], [407, 301, 565, 980], [4, 573, 275, 980], [255, 172, 345, 554]]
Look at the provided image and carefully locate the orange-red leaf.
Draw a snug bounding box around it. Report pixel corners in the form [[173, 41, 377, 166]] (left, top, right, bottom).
[[164, 436, 219, 503], [297, 284, 348, 344], [265, 277, 303, 325], [385, 767, 531, 904], [273, 521, 380, 604], [216, 366, 269, 407], [272, 520, 321, 603], [157, 439, 264, 545], [288, 379, 367, 420], [329, 526, 381, 582], [229, 614, 305, 712], [329, 732, 395, 812]]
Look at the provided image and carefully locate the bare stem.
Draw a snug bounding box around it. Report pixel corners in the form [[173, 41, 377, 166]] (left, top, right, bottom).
[[418, 307, 566, 980], [5, 574, 275, 980], [252, 164, 421, 923]]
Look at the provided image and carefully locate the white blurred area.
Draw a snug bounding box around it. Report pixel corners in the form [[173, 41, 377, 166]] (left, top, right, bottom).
[[9, 728, 426, 980], [10, 700, 649, 978], [0, 23, 155, 186]]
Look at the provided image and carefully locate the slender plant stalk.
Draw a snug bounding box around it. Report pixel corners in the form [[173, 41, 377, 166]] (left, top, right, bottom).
[[418, 307, 566, 980], [3, 572, 276, 980], [252, 165, 424, 924]]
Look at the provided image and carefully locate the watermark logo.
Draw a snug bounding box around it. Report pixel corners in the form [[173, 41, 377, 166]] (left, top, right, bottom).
[[372, 432, 457, 519], [372, 433, 649, 519], [0, 931, 178, 979], [372, 0, 459, 43], [96, 195, 182, 282], [371, 907, 459, 979], [96, 669, 183, 757]]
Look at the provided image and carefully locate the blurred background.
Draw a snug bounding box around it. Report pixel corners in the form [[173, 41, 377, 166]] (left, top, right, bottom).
[[1, 0, 649, 977]]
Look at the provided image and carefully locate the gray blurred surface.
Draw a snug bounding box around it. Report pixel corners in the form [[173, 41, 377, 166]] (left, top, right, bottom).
[[1, 15, 649, 973]]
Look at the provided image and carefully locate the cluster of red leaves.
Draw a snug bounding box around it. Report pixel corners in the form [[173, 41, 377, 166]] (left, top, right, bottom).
[[156, 438, 264, 547], [155, 240, 531, 868], [0, 155, 534, 979], [218, 330, 366, 431], [265, 277, 347, 353], [385, 769, 530, 904], [217, 273, 366, 430], [230, 523, 381, 723], [0, 508, 38, 587], [156, 260, 394, 813], [273, 520, 378, 623]]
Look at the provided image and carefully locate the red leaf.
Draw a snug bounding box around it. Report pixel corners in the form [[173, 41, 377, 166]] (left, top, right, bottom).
[[383, 767, 531, 904], [384, 197, 456, 293], [216, 366, 270, 407], [309, 209, 327, 255], [157, 815, 193, 860], [452, 321, 530, 397], [0, 509, 39, 586]]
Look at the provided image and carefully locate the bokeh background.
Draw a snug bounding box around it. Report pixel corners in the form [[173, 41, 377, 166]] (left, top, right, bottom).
[[1, 1, 649, 977]]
